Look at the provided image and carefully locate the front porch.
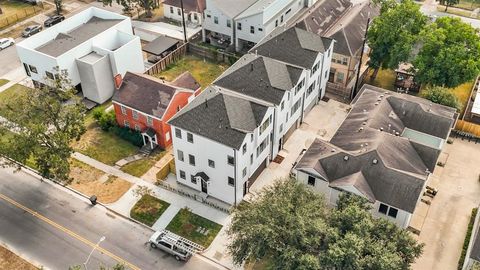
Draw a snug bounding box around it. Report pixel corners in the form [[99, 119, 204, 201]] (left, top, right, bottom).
[[141, 128, 158, 150]]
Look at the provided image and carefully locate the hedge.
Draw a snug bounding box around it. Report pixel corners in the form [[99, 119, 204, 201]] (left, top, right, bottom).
[[110, 126, 144, 147], [458, 208, 479, 270]]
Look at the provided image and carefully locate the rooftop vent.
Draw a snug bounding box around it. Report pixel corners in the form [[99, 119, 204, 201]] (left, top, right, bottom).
[[344, 156, 349, 161], [358, 127, 364, 132], [374, 102, 379, 106], [395, 132, 400, 136], [380, 127, 384, 131], [372, 159, 378, 164], [331, 149, 336, 152]]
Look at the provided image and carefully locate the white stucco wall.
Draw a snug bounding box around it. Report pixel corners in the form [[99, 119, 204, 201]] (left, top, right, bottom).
[[203, 0, 235, 41], [164, 4, 203, 25]]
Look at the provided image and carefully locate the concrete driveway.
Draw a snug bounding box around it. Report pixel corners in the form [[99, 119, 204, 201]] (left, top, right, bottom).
[[248, 99, 350, 194], [411, 139, 480, 270]]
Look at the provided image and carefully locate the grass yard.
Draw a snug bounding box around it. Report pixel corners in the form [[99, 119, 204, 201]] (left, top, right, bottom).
[[450, 81, 474, 114], [166, 208, 222, 247], [155, 55, 229, 89], [0, 245, 38, 270], [365, 68, 396, 91], [130, 194, 170, 226], [437, 5, 479, 18], [453, 0, 480, 10], [0, 83, 31, 119], [0, 79, 8, 87], [137, 5, 164, 22], [0, 0, 33, 18], [69, 159, 132, 204], [121, 150, 166, 177]]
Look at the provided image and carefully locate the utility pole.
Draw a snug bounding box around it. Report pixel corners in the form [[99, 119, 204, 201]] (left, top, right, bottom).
[[180, 0, 187, 43], [351, 15, 371, 100]]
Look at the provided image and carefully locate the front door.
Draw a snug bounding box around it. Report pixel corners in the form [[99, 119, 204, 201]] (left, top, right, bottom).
[[278, 138, 283, 152], [201, 179, 208, 193], [243, 181, 248, 196]]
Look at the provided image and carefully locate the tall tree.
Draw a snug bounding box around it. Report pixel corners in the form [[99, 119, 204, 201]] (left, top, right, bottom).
[[443, 0, 460, 11], [413, 17, 480, 88], [103, 0, 155, 18], [367, 0, 427, 80], [0, 68, 86, 182], [227, 179, 423, 270], [54, 0, 63, 15]]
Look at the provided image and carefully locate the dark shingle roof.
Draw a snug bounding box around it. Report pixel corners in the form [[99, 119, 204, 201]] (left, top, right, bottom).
[[112, 72, 187, 119], [214, 54, 303, 105], [163, 0, 206, 13], [170, 71, 201, 91], [36, 17, 122, 57], [294, 0, 352, 35], [251, 27, 333, 69], [168, 86, 269, 149], [295, 85, 458, 213]]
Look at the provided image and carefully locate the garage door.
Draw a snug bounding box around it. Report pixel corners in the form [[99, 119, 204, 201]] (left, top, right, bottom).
[[248, 158, 267, 188]]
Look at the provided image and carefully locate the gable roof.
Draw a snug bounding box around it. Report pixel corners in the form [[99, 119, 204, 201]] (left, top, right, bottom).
[[295, 85, 457, 213], [214, 54, 303, 105], [168, 86, 269, 149], [163, 0, 206, 13], [294, 0, 352, 35], [252, 26, 333, 69], [112, 72, 190, 119], [208, 0, 257, 18], [170, 71, 201, 91]]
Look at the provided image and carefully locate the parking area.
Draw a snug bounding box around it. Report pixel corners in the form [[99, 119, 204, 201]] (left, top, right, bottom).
[[248, 99, 350, 195], [411, 139, 480, 270]]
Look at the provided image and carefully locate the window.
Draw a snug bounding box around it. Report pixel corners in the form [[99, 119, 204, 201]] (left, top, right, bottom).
[[328, 48, 331, 57], [388, 207, 398, 218], [295, 78, 305, 94], [227, 155, 235, 165], [279, 123, 283, 133], [378, 203, 388, 215], [121, 105, 127, 115], [307, 82, 315, 96], [207, 14, 211, 18], [191, 175, 197, 184], [242, 144, 247, 154], [280, 101, 284, 110], [194, 13, 198, 20], [189, 154, 195, 166], [214, 16, 218, 24], [177, 8, 181, 16], [227, 20, 231, 27], [175, 128, 182, 139], [307, 176, 315, 186], [166, 132, 170, 141], [228, 177, 234, 186], [132, 110, 139, 120], [258, 28, 263, 31], [208, 159, 215, 168], [177, 150, 184, 161], [250, 26, 254, 34], [250, 154, 253, 164], [242, 167, 247, 177], [179, 170, 186, 179], [170, 6, 174, 13], [147, 116, 153, 127], [23, 63, 31, 76], [29, 65, 38, 74], [250, 134, 253, 142], [342, 57, 348, 65], [256, 137, 269, 157], [336, 72, 345, 83], [237, 22, 242, 30], [134, 124, 140, 131], [286, 8, 291, 15], [124, 120, 130, 128], [280, 15, 284, 23], [312, 62, 319, 73], [324, 69, 328, 79], [160, 241, 172, 249], [290, 99, 301, 116], [275, 20, 278, 27], [259, 117, 270, 135], [46, 71, 54, 80], [187, 132, 193, 143]]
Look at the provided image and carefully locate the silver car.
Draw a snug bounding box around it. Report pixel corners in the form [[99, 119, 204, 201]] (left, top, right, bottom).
[[149, 231, 193, 261]]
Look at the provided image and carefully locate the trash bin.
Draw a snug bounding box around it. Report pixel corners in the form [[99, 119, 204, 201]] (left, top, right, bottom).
[[89, 195, 97, 205]]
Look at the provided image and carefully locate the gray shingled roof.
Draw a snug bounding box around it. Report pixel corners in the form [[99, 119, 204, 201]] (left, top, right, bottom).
[[294, 0, 352, 35], [470, 221, 480, 261], [163, 0, 206, 13], [170, 71, 201, 91], [36, 17, 122, 57], [214, 54, 303, 105], [208, 0, 257, 18], [112, 72, 186, 119], [252, 27, 333, 69], [168, 86, 269, 149], [295, 85, 457, 213]]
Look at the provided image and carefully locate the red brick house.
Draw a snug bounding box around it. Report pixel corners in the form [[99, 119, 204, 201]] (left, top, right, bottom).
[[112, 72, 200, 149]]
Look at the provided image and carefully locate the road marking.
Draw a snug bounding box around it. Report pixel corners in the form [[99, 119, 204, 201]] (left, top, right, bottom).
[[0, 193, 141, 270]]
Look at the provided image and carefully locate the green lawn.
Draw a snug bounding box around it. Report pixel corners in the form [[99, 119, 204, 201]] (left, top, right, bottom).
[[450, 81, 474, 114], [130, 194, 170, 226], [0, 83, 32, 120], [154, 55, 229, 89], [121, 150, 166, 177], [0, 79, 8, 87], [365, 68, 396, 91], [166, 208, 222, 247]]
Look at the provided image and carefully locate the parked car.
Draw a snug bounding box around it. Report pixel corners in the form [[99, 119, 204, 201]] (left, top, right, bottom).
[[0, 38, 15, 50], [149, 230, 203, 261], [22, 24, 42, 38], [44, 15, 65, 27]]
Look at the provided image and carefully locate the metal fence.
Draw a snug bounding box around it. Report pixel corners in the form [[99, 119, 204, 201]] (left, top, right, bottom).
[[0, 2, 46, 30]]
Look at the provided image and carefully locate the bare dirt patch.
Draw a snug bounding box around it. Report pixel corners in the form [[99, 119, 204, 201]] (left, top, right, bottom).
[[0, 245, 37, 270]]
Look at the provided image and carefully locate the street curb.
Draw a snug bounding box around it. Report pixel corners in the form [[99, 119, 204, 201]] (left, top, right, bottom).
[[11, 161, 233, 270], [0, 241, 49, 270]]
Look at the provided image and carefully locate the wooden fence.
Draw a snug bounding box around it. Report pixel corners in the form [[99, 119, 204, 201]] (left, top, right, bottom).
[[188, 42, 239, 65], [455, 120, 480, 137], [0, 3, 46, 30], [144, 42, 188, 75]]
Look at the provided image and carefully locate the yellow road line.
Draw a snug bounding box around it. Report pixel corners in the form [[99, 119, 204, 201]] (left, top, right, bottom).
[[0, 193, 141, 270]]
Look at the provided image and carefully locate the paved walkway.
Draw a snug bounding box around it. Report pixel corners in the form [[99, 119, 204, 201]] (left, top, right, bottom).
[[142, 147, 173, 183], [151, 204, 181, 231]]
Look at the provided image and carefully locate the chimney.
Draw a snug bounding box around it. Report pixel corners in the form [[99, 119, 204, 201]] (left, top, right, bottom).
[[114, 74, 123, 89]]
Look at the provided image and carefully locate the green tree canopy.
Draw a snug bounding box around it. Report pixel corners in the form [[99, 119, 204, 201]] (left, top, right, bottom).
[[227, 179, 423, 270], [413, 17, 480, 88], [367, 0, 427, 79], [420, 86, 461, 110], [0, 69, 86, 182]]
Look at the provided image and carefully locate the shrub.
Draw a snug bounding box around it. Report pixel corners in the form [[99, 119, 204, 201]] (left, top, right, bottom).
[[458, 208, 478, 269], [110, 126, 144, 147], [92, 108, 116, 131], [421, 86, 461, 110]]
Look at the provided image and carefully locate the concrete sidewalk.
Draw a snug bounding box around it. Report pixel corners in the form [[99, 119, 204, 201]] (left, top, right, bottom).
[[151, 204, 181, 231]]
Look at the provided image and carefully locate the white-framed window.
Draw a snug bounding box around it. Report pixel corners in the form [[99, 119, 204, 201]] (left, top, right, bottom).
[[147, 116, 153, 126], [250, 154, 253, 164], [242, 143, 247, 154], [336, 72, 345, 83], [177, 8, 181, 15], [175, 128, 182, 139], [242, 167, 247, 177], [378, 203, 398, 218], [307, 82, 315, 96], [227, 20, 231, 27], [227, 155, 235, 165], [170, 6, 174, 13], [228, 177, 234, 186], [290, 99, 301, 116], [124, 120, 130, 128], [177, 150, 184, 161], [189, 154, 195, 166], [191, 175, 197, 184], [29, 65, 38, 74], [179, 170, 186, 179], [307, 175, 315, 186], [132, 110, 139, 120], [280, 101, 284, 110], [250, 26, 254, 34], [237, 22, 242, 30], [295, 79, 305, 95], [214, 16, 218, 24], [208, 159, 215, 168], [259, 117, 271, 135], [187, 132, 194, 143], [121, 105, 127, 115], [134, 124, 140, 131], [256, 137, 269, 157], [279, 123, 283, 133], [165, 132, 170, 142]]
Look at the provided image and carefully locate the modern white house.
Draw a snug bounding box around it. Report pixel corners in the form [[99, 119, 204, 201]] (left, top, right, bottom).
[[16, 7, 144, 104], [202, 0, 318, 51], [294, 85, 458, 228], [163, 0, 206, 27], [169, 26, 333, 205]]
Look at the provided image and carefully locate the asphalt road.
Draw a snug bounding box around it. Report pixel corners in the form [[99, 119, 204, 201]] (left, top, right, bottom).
[[0, 167, 223, 270]]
